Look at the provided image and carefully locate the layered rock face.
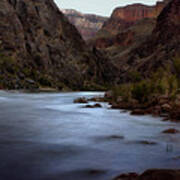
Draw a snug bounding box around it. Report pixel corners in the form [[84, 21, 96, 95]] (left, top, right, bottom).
[[62, 9, 108, 40], [92, 0, 169, 49], [101, 0, 169, 35], [93, 18, 156, 49], [113, 0, 180, 82], [0, 0, 116, 89]]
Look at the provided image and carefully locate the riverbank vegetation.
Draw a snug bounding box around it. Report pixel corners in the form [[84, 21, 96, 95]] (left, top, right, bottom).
[[0, 51, 67, 91], [107, 56, 180, 121]]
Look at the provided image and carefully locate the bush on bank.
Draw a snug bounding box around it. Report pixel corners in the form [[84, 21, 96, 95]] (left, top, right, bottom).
[[111, 56, 180, 104]]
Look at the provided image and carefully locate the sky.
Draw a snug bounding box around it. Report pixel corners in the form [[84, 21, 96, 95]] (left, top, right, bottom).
[[54, 0, 161, 17]]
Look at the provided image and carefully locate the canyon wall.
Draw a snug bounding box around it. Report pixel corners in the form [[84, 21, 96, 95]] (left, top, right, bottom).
[[113, 0, 180, 83], [62, 9, 108, 40], [101, 0, 169, 35], [0, 0, 115, 90]]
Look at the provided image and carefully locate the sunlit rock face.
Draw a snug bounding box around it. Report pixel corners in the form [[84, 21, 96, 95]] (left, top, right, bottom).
[[101, 0, 169, 35], [62, 9, 108, 40], [88, 0, 180, 84], [91, 0, 170, 50]]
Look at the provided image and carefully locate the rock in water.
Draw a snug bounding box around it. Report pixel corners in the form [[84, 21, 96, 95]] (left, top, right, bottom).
[[74, 97, 88, 103], [162, 128, 180, 134]]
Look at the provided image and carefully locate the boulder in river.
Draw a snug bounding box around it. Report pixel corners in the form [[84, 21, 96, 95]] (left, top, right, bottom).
[[137, 140, 157, 145], [104, 90, 113, 99], [162, 128, 180, 134], [113, 172, 138, 180], [84, 103, 102, 108], [161, 104, 172, 112], [74, 97, 88, 103]]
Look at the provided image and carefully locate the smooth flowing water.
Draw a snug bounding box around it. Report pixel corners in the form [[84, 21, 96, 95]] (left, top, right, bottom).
[[0, 91, 180, 180]]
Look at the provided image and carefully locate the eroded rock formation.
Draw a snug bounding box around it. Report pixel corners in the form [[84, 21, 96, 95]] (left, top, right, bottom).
[[0, 0, 116, 90], [101, 0, 169, 35], [92, 0, 169, 49], [113, 0, 180, 82], [62, 9, 108, 40]]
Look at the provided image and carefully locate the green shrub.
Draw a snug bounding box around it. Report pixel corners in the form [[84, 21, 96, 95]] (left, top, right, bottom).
[[173, 55, 180, 88], [38, 75, 52, 87], [112, 84, 132, 102], [131, 81, 151, 103], [174, 56, 180, 74], [111, 67, 175, 103], [0, 53, 16, 71], [127, 71, 141, 83], [0, 52, 21, 75], [109, 57, 180, 104], [167, 75, 178, 95], [22, 67, 31, 76]]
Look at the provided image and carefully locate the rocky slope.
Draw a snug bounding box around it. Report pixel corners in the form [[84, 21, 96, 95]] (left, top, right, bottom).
[[62, 9, 108, 40], [94, 0, 180, 122], [92, 18, 156, 51], [115, 0, 180, 82], [89, 0, 180, 85], [92, 0, 169, 49], [0, 0, 116, 90], [89, 0, 180, 84]]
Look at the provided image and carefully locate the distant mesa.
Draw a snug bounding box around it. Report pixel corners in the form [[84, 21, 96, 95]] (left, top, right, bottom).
[[62, 9, 108, 40]]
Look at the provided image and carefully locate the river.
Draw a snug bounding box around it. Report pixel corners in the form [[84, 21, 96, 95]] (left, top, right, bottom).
[[0, 91, 179, 180]]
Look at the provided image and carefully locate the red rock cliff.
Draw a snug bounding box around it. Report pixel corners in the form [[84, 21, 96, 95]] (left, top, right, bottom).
[[101, 0, 169, 35], [114, 0, 180, 82]]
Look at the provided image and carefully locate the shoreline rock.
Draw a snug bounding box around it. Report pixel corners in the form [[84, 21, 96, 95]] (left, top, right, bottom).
[[107, 94, 180, 122], [74, 91, 180, 122], [113, 169, 180, 180]]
